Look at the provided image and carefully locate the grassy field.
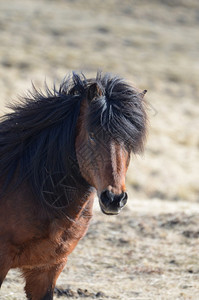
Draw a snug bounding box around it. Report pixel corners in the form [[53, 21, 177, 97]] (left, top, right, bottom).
[[0, 0, 199, 299]]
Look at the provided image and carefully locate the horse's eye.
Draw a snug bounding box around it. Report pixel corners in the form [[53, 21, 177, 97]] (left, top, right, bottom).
[[89, 132, 95, 141]]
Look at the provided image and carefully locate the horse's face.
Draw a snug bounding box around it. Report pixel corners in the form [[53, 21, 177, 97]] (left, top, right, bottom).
[[76, 129, 130, 215], [75, 83, 132, 215]]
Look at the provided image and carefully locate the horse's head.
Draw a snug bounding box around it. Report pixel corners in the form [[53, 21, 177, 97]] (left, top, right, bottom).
[[75, 75, 147, 215]]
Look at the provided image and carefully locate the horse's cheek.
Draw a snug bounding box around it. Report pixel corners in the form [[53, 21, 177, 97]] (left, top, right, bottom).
[[77, 153, 95, 186]]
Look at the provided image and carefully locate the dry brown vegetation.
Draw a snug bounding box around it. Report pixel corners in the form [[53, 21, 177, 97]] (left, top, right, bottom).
[[0, 0, 199, 299]]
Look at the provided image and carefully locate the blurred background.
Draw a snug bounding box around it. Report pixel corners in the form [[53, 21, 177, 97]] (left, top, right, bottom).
[[0, 0, 199, 299]]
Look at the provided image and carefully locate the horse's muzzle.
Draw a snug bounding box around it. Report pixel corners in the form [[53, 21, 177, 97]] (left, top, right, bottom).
[[99, 190, 128, 215]]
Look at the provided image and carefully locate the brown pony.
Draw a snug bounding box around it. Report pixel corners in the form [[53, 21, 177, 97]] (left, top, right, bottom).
[[0, 72, 147, 299]]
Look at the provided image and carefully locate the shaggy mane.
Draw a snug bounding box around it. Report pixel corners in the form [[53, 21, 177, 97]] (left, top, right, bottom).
[[0, 72, 147, 208]]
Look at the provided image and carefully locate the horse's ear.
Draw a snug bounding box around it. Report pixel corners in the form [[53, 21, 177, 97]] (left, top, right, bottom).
[[87, 82, 103, 103], [139, 89, 147, 99]]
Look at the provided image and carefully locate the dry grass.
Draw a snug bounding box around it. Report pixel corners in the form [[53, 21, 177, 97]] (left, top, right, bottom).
[[0, 0, 199, 299]]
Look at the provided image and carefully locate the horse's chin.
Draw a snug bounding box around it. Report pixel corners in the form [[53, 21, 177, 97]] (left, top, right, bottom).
[[101, 209, 120, 216], [99, 201, 121, 216]]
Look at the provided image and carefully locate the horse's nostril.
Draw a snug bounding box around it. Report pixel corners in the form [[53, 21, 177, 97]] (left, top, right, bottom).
[[100, 190, 128, 207], [119, 192, 128, 207], [100, 190, 113, 207]]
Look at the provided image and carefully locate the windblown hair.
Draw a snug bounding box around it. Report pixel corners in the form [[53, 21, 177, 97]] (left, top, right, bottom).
[[87, 73, 147, 152], [0, 72, 147, 207]]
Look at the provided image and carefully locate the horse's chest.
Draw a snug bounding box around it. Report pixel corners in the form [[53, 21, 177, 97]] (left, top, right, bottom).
[[14, 212, 92, 268], [51, 215, 91, 256]]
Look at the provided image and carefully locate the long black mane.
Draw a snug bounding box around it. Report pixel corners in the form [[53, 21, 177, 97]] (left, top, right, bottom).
[[0, 72, 147, 208]]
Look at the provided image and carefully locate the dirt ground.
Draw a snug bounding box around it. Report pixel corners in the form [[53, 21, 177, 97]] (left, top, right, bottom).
[[0, 0, 199, 299]]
